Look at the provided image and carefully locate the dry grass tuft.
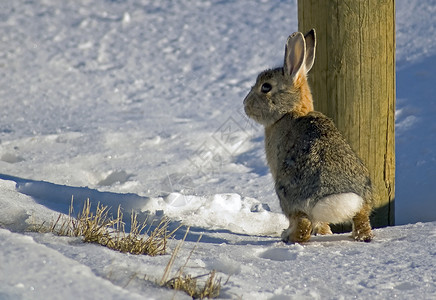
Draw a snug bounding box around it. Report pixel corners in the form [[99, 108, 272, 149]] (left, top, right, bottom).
[[160, 228, 221, 299], [110, 206, 173, 256], [165, 270, 221, 299], [46, 198, 173, 256], [32, 198, 222, 298]]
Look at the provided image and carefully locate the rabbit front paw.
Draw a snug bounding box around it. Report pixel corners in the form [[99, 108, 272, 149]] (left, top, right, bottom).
[[352, 228, 373, 242], [282, 212, 312, 243]]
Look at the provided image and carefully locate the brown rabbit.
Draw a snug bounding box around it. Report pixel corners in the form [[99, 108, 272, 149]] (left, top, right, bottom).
[[243, 29, 373, 243]]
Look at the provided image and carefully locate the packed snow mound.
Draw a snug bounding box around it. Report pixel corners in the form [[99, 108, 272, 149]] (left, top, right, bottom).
[[0, 178, 287, 237], [144, 192, 288, 236], [0, 180, 59, 232]]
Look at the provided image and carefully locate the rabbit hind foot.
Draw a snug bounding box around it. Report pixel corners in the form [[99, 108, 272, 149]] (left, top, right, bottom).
[[352, 204, 373, 242]]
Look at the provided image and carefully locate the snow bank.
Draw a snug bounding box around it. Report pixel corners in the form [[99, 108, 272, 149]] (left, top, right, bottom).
[[0, 228, 145, 300], [396, 0, 436, 68], [0, 177, 287, 237], [0, 179, 59, 231], [143, 192, 288, 236]]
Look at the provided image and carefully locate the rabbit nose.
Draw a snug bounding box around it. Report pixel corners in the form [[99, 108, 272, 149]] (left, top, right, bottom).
[[243, 97, 249, 109], [243, 91, 252, 106]]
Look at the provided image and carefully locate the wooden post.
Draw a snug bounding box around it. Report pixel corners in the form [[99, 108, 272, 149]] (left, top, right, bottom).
[[298, 0, 395, 229]]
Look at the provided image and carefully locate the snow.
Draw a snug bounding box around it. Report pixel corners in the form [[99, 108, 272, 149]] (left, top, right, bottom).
[[0, 0, 435, 299], [0, 228, 146, 300], [1, 179, 436, 299]]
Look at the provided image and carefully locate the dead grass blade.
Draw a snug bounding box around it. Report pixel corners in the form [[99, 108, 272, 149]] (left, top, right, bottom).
[[161, 229, 221, 299], [165, 271, 221, 299]]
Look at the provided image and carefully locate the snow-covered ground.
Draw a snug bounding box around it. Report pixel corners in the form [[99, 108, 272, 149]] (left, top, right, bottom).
[[1, 0, 435, 299]]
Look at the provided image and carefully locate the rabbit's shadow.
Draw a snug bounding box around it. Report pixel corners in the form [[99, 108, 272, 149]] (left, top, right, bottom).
[[309, 233, 355, 244]]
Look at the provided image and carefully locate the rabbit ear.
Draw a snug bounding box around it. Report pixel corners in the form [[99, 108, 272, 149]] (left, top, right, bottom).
[[304, 29, 316, 72], [284, 32, 306, 81]]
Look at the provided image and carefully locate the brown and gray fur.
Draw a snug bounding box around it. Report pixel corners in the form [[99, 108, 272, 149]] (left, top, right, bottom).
[[243, 29, 373, 243]]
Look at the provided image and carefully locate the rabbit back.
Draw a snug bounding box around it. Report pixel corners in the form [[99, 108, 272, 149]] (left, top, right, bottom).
[[266, 111, 372, 223]]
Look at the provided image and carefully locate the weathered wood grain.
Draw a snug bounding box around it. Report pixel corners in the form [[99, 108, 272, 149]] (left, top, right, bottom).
[[298, 0, 395, 228]]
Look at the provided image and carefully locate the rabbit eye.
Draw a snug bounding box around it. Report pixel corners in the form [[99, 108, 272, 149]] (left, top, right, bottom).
[[261, 83, 272, 93]]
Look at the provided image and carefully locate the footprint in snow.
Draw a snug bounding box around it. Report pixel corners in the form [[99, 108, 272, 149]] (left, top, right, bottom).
[[258, 247, 301, 262], [97, 170, 133, 186]]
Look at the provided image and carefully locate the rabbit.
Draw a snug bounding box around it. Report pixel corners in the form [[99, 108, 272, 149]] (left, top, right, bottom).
[[243, 29, 373, 243]]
